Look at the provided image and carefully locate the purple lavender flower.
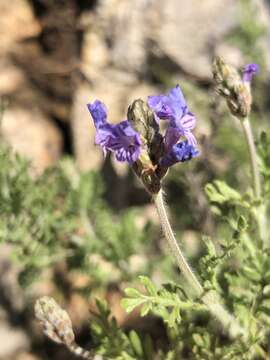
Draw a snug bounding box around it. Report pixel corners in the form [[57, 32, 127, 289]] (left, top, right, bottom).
[[87, 100, 141, 164], [160, 141, 199, 168], [148, 85, 187, 120], [242, 63, 259, 83], [148, 85, 197, 151]]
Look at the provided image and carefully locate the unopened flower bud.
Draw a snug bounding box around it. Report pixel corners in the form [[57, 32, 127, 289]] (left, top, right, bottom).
[[128, 99, 165, 194], [127, 99, 158, 145], [35, 297, 97, 359]]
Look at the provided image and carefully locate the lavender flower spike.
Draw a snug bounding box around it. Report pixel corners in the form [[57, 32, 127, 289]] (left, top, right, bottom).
[[160, 141, 199, 168], [242, 63, 259, 83], [87, 100, 142, 164], [148, 85, 197, 151]]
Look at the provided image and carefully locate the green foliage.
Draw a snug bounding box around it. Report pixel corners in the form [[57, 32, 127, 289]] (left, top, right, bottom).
[[0, 145, 154, 287], [205, 180, 246, 207], [119, 125, 270, 358], [90, 299, 154, 360], [122, 276, 202, 330], [258, 131, 270, 195], [226, 0, 266, 66]]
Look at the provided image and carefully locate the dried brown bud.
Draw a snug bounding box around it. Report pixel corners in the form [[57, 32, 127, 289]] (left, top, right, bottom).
[[227, 83, 252, 118], [35, 297, 98, 359], [35, 296, 75, 346]]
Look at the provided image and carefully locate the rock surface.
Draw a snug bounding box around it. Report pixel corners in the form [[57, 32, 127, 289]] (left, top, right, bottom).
[[149, 0, 237, 78], [0, 0, 40, 53], [2, 107, 62, 174]]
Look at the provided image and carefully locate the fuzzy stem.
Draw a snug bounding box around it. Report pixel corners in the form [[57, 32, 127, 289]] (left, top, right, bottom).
[[240, 117, 267, 242], [241, 117, 261, 198], [254, 344, 270, 360], [68, 343, 100, 359], [153, 190, 246, 339], [154, 191, 202, 296]]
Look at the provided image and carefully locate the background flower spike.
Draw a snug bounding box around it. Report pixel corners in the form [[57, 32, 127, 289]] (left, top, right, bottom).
[[212, 56, 258, 118], [35, 296, 102, 360]]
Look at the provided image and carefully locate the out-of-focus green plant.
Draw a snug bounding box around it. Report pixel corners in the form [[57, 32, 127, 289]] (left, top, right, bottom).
[[0, 145, 155, 288], [90, 298, 155, 359], [226, 0, 266, 67]]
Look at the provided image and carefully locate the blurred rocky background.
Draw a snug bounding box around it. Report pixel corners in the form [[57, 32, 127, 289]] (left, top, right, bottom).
[[0, 0, 270, 358]]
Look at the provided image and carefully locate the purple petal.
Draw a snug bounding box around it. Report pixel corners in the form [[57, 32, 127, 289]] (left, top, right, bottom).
[[160, 141, 199, 168], [148, 85, 187, 121], [113, 121, 142, 163], [164, 112, 197, 150], [95, 123, 115, 148], [168, 85, 187, 118], [87, 99, 142, 164], [95, 120, 141, 164], [184, 132, 197, 147], [164, 125, 182, 152], [242, 63, 259, 83], [169, 111, 197, 147], [115, 143, 141, 163], [148, 86, 198, 155], [87, 100, 108, 128], [147, 95, 174, 119], [180, 112, 196, 132]]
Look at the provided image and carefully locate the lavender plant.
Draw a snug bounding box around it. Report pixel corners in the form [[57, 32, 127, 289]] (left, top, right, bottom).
[[25, 58, 270, 358], [86, 80, 246, 338]]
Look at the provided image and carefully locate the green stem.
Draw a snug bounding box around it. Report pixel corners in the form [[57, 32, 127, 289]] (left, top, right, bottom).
[[154, 191, 202, 296], [153, 190, 246, 339], [241, 117, 261, 198], [254, 344, 270, 360], [240, 117, 267, 242]]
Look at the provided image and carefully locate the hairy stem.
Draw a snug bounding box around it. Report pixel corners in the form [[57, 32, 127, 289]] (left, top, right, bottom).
[[254, 344, 270, 360], [241, 117, 261, 198], [153, 190, 246, 339], [240, 117, 267, 242], [154, 191, 202, 296], [68, 343, 103, 360]]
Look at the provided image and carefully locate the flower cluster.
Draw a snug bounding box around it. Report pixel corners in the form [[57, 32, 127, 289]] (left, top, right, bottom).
[[147, 85, 198, 167], [87, 100, 141, 164], [87, 85, 198, 193], [88, 85, 198, 164]]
